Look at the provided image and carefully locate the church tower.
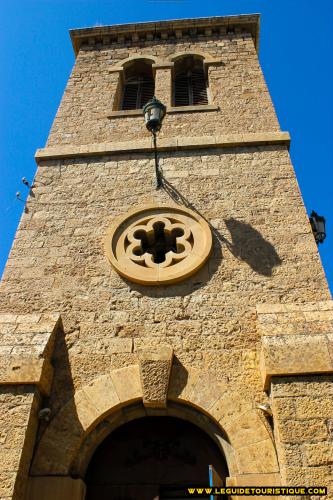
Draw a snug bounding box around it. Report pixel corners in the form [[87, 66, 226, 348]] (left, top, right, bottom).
[[0, 15, 332, 500]]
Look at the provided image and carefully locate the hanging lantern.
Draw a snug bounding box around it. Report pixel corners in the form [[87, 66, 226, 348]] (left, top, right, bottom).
[[309, 210, 326, 244], [143, 96, 166, 134]]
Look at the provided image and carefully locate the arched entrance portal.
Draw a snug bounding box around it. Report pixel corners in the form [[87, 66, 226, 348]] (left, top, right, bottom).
[[85, 416, 229, 500]]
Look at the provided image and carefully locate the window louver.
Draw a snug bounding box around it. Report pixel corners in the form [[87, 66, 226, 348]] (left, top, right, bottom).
[[174, 69, 208, 106], [122, 75, 154, 110]]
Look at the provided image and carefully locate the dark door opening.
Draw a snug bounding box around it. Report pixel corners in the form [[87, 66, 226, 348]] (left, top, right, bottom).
[[85, 416, 228, 500]]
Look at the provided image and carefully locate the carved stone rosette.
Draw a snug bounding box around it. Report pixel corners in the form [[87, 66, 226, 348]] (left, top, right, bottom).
[[105, 204, 212, 285]]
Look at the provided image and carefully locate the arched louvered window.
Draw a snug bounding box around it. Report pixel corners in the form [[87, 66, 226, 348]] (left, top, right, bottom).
[[121, 60, 155, 110], [174, 56, 208, 106]]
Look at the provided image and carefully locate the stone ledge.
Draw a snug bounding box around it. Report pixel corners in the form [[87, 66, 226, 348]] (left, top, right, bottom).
[[107, 104, 219, 118], [256, 300, 333, 337], [260, 334, 333, 391], [0, 313, 61, 395], [0, 357, 53, 396], [167, 104, 219, 114], [36, 131, 290, 161], [107, 109, 143, 118]]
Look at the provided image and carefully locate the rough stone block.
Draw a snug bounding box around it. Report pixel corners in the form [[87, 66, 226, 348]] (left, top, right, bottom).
[[224, 410, 270, 448], [110, 365, 142, 402], [295, 396, 333, 419], [235, 438, 279, 474], [303, 442, 333, 466], [278, 419, 328, 444], [0, 357, 53, 396], [260, 334, 333, 389], [82, 374, 120, 422], [138, 345, 173, 408]]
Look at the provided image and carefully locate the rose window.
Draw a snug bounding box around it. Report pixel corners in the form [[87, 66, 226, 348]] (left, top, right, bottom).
[[105, 205, 212, 285]]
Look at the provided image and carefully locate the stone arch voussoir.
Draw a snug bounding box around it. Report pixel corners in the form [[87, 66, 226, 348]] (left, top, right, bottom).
[[110, 54, 164, 71], [31, 364, 279, 479], [168, 365, 279, 476], [169, 50, 217, 63], [31, 365, 142, 476]]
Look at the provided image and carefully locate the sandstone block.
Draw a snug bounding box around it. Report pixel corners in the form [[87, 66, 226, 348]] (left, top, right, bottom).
[[278, 419, 328, 444], [235, 438, 279, 474], [110, 365, 142, 402], [260, 334, 333, 389], [303, 442, 333, 466], [295, 396, 333, 419], [82, 374, 120, 421], [138, 345, 173, 408]]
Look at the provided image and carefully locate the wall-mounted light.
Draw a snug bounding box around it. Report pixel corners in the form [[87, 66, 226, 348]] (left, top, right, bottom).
[[143, 97, 166, 189], [143, 96, 166, 134], [309, 210, 326, 244]]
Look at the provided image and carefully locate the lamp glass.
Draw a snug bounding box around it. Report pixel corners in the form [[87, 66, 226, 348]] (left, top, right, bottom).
[[143, 97, 166, 133]]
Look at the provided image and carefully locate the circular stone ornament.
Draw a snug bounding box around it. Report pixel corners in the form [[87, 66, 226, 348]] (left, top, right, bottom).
[[105, 205, 212, 285]]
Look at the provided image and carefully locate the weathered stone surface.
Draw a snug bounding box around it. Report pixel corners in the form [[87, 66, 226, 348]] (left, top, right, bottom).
[[260, 334, 332, 389], [110, 365, 142, 403], [235, 439, 279, 474], [271, 376, 333, 490], [81, 375, 120, 422], [278, 419, 328, 444], [303, 442, 333, 466], [295, 395, 333, 419], [0, 387, 39, 500], [138, 345, 173, 407]]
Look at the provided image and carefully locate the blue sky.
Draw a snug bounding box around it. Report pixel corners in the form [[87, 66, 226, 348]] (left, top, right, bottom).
[[1, 0, 332, 291]]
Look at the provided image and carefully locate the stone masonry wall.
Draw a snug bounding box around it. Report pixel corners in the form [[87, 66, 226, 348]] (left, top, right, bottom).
[[0, 145, 330, 417], [0, 386, 39, 500], [46, 33, 280, 147], [271, 376, 333, 489], [257, 303, 333, 490], [1, 19, 332, 495]]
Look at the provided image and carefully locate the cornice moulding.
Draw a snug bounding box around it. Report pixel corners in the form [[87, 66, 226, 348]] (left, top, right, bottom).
[[70, 14, 260, 56], [35, 131, 290, 161]]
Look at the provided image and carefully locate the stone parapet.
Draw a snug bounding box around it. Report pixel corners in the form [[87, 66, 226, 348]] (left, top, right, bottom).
[[35, 131, 290, 161]]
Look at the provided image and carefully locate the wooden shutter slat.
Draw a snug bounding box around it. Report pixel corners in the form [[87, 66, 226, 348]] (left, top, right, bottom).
[[174, 64, 208, 106], [122, 74, 154, 110]]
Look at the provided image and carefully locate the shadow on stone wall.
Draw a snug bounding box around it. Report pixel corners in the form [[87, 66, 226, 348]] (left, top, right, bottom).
[[169, 357, 189, 398], [48, 323, 76, 414], [125, 178, 224, 297], [128, 179, 282, 298], [224, 218, 282, 277], [33, 322, 79, 452]]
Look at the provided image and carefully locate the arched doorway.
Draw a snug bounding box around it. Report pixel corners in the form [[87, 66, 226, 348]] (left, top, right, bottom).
[[85, 416, 229, 500]]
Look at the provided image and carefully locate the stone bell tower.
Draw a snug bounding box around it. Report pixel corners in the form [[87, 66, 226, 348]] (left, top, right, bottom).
[[0, 14, 332, 500]]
